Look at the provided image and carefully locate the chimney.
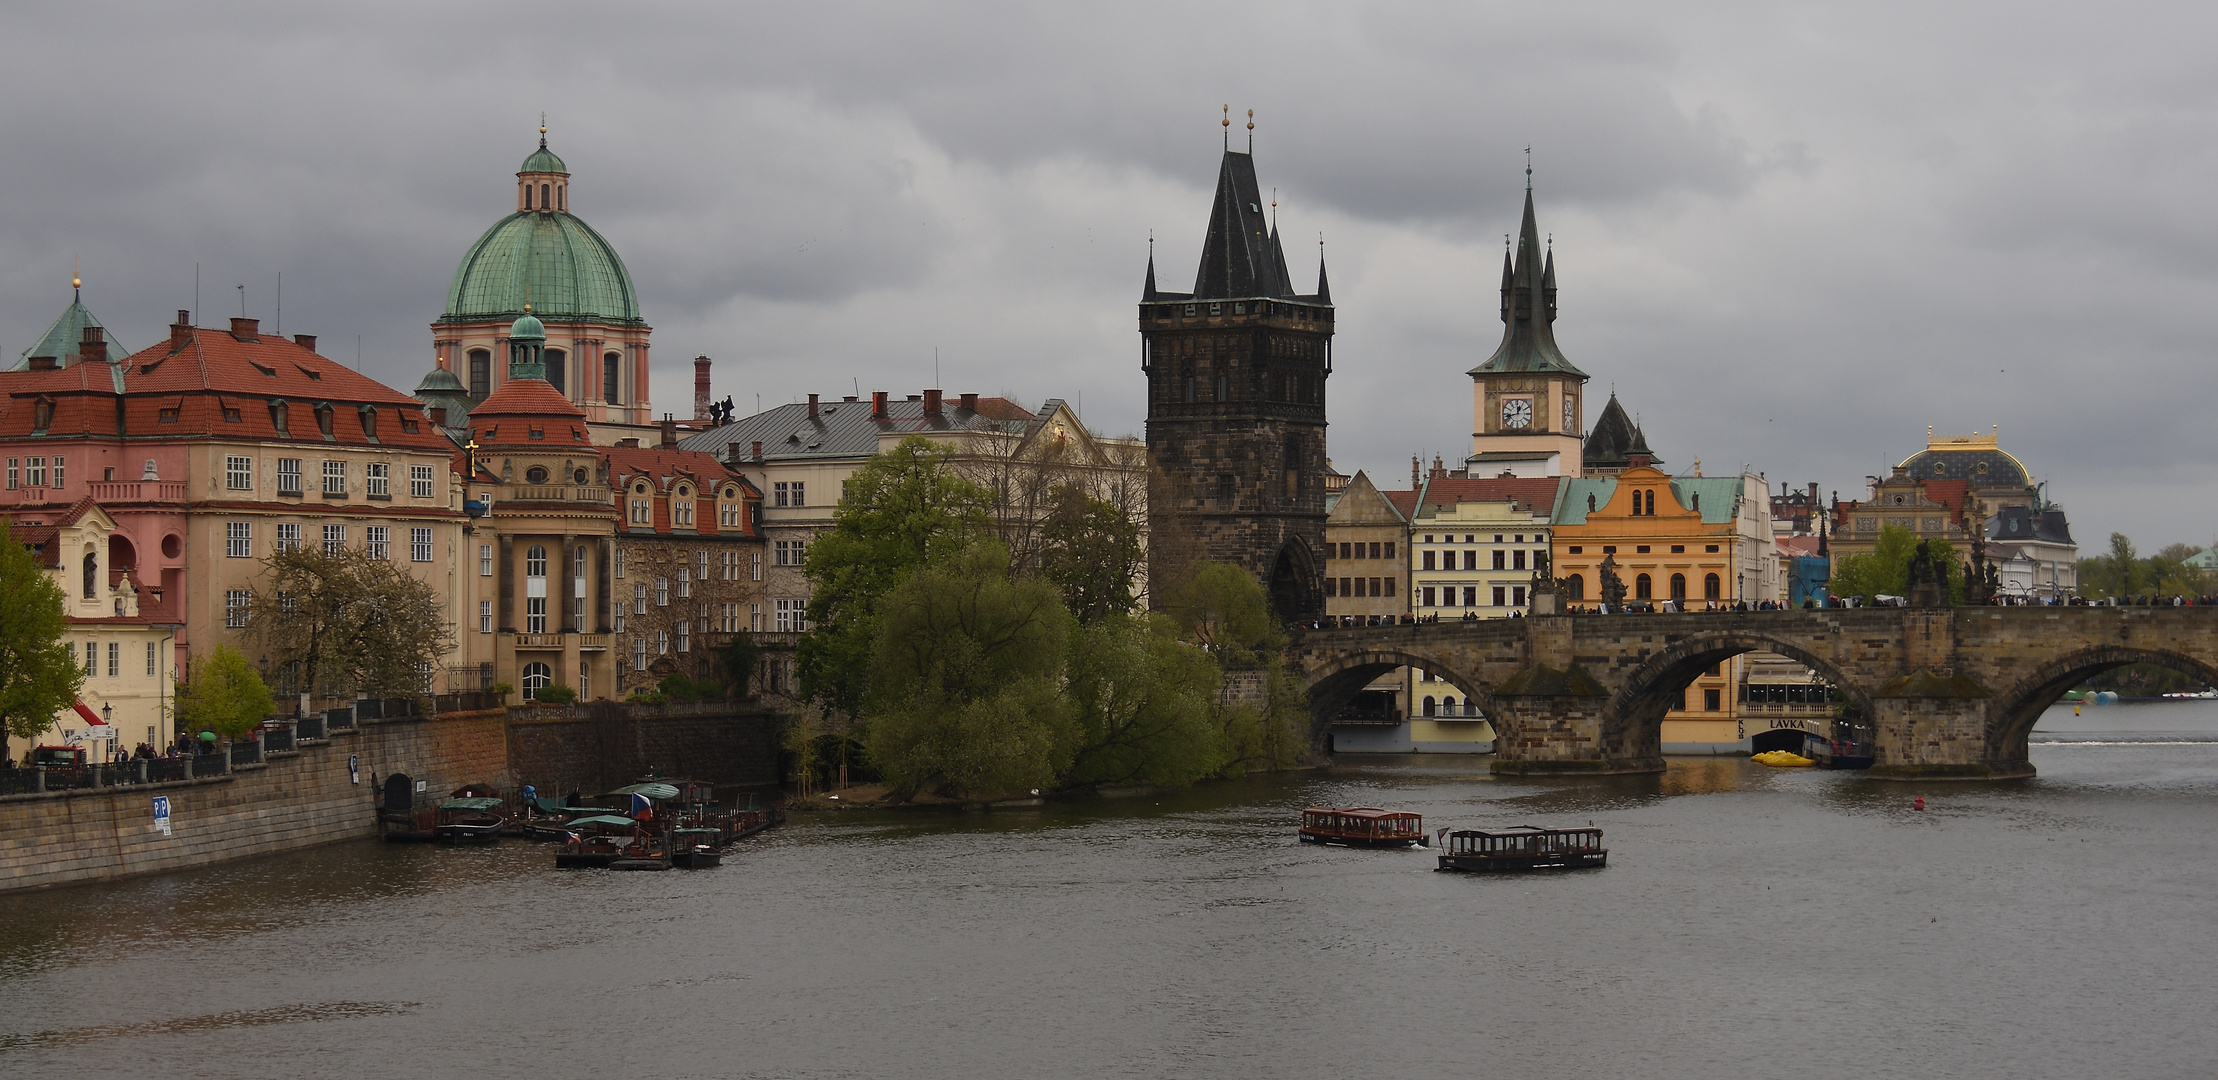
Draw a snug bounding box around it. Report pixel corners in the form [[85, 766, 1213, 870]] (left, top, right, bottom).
[[618, 437, 641, 448], [27, 356, 57, 371], [807, 393, 819, 419], [960, 392, 978, 412], [170, 311, 192, 352], [751, 440, 764, 460], [660, 413, 677, 448], [871, 391, 888, 420], [78, 326, 107, 366], [429, 406, 448, 426], [843, 395, 858, 402], [924, 388, 943, 416], [1628, 453, 1652, 470], [294, 334, 317, 351], [693, 356, 712, 421], [1431, 454, 1447, 479], [1412, 455, 1420, 487], [229, 317, 259, 342]]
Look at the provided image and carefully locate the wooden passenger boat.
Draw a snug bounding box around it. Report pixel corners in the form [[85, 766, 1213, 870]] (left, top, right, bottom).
[[434, 797, 506, 844], [1298, 807, 1427, 848], [1435, 825, 1606, 872], [554, 815, 652, 869], [669, 828, 725, 869]]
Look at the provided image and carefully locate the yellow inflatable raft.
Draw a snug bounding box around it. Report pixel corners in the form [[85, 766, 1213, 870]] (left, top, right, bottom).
[[1751, 750, 1817, 768]]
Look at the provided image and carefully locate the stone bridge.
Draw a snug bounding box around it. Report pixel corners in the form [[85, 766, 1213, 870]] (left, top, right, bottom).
[[1288, 607, 2218, 779]]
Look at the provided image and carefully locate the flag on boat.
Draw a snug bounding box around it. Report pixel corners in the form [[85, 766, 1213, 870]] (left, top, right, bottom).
[[630, 792, 654, 820]]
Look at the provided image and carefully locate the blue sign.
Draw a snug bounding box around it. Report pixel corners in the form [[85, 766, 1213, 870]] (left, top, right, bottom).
[[348, 754, 360, 785], [151, 796, 172, 837]]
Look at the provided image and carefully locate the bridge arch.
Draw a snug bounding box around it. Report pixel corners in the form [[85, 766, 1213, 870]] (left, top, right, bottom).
[[1303, 646, 1494, 742], [1605, 630, 1874, 759], [1986, 644, 2218, 768]]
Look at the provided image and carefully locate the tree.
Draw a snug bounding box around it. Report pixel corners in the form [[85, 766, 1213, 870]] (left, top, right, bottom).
[[1162, 561, 1284, 667], [1059, 614, 1222, 788], [720, 630, 759, 697], [860, 543, 1071, 800], [1831, 525, 1962, 603], [244, 546, 452, 703], [1157, 560, 1312, 775], [0, 520, 82, 763], [798, 435, 994, 718], [1039, 485, 1143, 625], [175, 644, 275, 741]]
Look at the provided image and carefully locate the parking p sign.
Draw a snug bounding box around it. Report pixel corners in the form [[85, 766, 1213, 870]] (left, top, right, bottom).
[[151, 796, 172, 837]]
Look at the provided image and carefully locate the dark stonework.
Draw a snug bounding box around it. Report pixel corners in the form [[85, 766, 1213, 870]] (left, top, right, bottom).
[[1142, 148, 1334, 619]]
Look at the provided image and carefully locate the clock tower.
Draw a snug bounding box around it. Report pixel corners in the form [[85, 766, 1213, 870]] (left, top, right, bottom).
[[1466, 181, 1588, 477]]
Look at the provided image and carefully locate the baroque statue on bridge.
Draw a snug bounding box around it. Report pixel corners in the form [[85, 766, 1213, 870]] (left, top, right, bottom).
[[1597, 552, 1628, 611]]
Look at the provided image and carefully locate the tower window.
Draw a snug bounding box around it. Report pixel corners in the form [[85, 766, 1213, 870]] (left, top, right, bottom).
[[468, 349, 492, 400], [540, 183, 551, 209], [604, 352, 622, 404]]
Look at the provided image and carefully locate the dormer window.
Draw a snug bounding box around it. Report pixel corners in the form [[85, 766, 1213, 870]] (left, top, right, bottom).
[[159, 408, 180, 424], [402, 415, 420, 433], [223, 407, 243, 423], [315, 405, 334, 438], [33, 399, 53, 430], [270, 400, 288, 432], [360, 408, 378, 440]]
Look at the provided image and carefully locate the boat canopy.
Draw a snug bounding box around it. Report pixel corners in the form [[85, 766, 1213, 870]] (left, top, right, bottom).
[[673, 827, 722, 835], [438, 797, 503, 811], [564, 815, 643, 829], [612, 782, 681, 800]]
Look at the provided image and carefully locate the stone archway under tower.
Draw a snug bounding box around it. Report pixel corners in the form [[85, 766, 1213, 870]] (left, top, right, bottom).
[[1268, 537, 1320, 622]]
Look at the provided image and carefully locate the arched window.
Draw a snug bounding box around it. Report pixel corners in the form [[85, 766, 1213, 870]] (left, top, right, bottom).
[[604, 352, 622, 404], [545, 349, 567, 396], [557, 185, 566, 211], [83, 551, 98, 599], [467, 350, 493, 400], [1704, 573, 1722, 601], [1443, 696, 1457, 713], [1423, 696, 1436, 716], [1629, 491, 1641, 516], [1644, 490, 1656, 515], [269, 399, 289, 433], [540, 183, 551, 209], [522, 662, 551, 701], [521, 183, 531, 210], [1635, 573, 1653, 601], [1670, 573, 1687, 601], [1565, 573, 1586, 600]]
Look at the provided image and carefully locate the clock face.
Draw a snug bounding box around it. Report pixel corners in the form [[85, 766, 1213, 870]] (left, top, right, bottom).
[[1501, 398, 1533, 429], [1564, 399, 1575, 431]]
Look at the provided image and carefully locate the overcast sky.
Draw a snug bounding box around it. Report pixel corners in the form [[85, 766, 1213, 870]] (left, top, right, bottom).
[[2, 3, 2211, 547]]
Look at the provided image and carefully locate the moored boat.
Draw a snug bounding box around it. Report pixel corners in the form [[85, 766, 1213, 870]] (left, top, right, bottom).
[[669, 827, 724, 869], [554, 815, 650, 869], [1298, 807, 1427, 848], [1435, 825, 1606, 872], [434, 796, 507, 844]]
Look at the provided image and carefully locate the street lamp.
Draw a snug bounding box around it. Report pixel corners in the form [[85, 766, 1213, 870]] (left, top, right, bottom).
[[101, 702, 112, 725]]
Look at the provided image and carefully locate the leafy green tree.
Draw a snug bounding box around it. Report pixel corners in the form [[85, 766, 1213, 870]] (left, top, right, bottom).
[[1059, 614, 1221, 787], [720, 630, 760, 697], [0, 520, 82, 762], [799, 435, 994, 718], [1831, 525, 1962, 603], [1038, 485, 1143, 625], [1162, 561, 1284, 667], [1158, 560, 1311, 775], [175, 644, 275, 741], [861, 543, 1071, 800], [245, 546, 451, 701], [1213, 662, 1313, 777]]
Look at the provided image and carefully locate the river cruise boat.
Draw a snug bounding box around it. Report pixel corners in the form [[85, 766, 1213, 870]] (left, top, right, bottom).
[[1435, 825, 1606, 872], [555, 815, 653, 869], [434, 797, 507, 844], [1298, 807, 1427, 848]]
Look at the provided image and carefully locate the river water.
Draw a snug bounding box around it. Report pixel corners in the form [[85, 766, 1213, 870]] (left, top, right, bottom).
[[3, 702, 2215, 1079]]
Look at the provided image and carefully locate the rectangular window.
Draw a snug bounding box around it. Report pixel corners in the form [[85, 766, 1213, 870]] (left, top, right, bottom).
[[635, 636, 648, 671], [526, 596, 547, 634], [276, 523, 301, 552], [1492, 586, 1506, 606], [1463, 586, 1478, 607], [675, 499, 694, 527], [1492, 550, 1506, 570], [277, 458, 303, 495], [479, 600, 492, 634], [773, 482, 789, 508], [696, 550, 709, 581], [1324, 577, 1337, 598], [1704, 688, 1722, 712], [720, 501, 740, 527], [722, 603, 739, 633], [1383, 579, 1396, 598], [480, 544, 493, 576], [4, 458, 14, 489], [775, 598, 804, 633], [1422, 587, 1436, 607], [790, 481, 804, 507], [366, 462, 390, 498], [323, 524, 346, 555], [752, 552, 763, 581], [677, 566, 692, 598], [630, 499, 651, 525], [721, 551, 737, 580], [27, 457, 46, 487], [676, 619, 690, 652], [226, 521, 252, 558], [1513, 586, 1526, 606], [751, 604, 762, 632], [107, 641, 118, 677], [85, 641, 96, 673], [410, 527, 433, 562], [1513, 550, 1526, 571], [322, 460, 346, 495], [1421, 551, 1435, 571], [226, 589, 250, 628], [634, 583, 648, 615], [225, 455, 253, 490], [146, 641, 158, 677], [364, 526, 390, 560], [410, 464, 435, 499], [656, 577, 669, 606], [1384, 542, 1396, 559], [656, 630, 669, 655], [614, 547, 628, 578], [50, 457, 62, 487]]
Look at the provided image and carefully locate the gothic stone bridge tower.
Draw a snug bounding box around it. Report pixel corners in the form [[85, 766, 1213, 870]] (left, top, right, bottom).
[[1142, 140, 1333, 618]]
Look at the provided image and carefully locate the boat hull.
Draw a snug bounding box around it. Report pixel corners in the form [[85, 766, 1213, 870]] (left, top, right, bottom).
[[436, 823, 504, 845], [555, 852, 622, 869], [608, 857, 671, 871], [1299, 831, 1426, 849], [1436, 851, 1607, 872], [671, 850, 722, 869]]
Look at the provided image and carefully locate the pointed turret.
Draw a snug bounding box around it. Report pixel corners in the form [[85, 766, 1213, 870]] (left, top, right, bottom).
[[14, 284, 128, 371], [1314, 252, 1332, 305], [1581, 393, 1662, 475], [1143, 251, 1160, 302], [1192, 150, 1293, 299], [1470, 186, 1585, 377]]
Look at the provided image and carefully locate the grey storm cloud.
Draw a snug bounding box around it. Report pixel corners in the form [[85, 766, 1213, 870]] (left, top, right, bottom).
[[2, 2, 2214, 546]]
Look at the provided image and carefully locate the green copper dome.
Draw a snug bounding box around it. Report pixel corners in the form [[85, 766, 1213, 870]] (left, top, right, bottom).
[[520, 145, 566, 174], [442, 210, 643, 326], [509, 312, 546, 340]]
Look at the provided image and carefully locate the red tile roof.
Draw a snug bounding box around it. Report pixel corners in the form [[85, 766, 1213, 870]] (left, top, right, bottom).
[[465, 377, 592, 448], [1410, 476, 1561, 516], [604, 445, 761, 538], [0, 325, 451, 451]]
